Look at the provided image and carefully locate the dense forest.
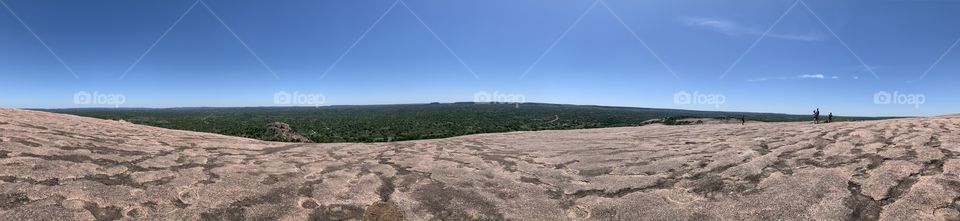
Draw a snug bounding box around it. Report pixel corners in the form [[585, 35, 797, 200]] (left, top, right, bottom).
[[44, 103, 887, 143]]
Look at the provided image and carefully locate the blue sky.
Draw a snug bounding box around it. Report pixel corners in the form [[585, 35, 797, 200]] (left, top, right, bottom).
[[1, 0, 958, 116]]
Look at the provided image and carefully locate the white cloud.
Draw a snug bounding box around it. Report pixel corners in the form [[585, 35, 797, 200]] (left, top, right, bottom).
[[749, 74, 842, 82], [682, 17, 824, 42], [798, 74, 825, 79]]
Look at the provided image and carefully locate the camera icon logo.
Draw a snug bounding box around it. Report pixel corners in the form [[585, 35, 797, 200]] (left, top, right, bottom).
[[473, 91, 492, 104], [673, 91, 692, 105], [873, 91, 892, 105], [73, 91, 92, 105], [273, 91, 292, 105]]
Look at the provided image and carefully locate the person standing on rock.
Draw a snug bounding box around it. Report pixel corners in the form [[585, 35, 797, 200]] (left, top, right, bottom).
[[828, 112, 833, 123], [813, 109, 817, 124], [813, 108, 820, 124], [741, 116, 746, 125]]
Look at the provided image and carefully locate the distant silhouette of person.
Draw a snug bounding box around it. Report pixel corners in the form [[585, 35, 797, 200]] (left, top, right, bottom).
[[828, 112, 833, 123], [741, 116, 746, 125], [813, 108, 820, 124]]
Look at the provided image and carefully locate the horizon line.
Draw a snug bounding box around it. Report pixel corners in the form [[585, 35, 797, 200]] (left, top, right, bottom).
[[13, 102, 921, 118]]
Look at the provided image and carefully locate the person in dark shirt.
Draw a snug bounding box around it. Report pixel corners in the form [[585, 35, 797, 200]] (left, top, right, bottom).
[[813, 108, 820, 124]]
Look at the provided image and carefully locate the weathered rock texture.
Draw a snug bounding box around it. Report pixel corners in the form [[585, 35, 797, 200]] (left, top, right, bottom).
[[1, 108, 959, 220]]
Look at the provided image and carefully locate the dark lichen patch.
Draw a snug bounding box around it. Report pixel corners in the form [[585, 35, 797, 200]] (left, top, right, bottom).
[[554, 160, 580, 169], [199, 186, 299, 221], [165, 162, 208, 172], [686, 174, 725, 196], [83, 202, 124, 221], [125, 207, 146, 218], [850, 148, 863, 154], [16, 123, 47, 130], [479, 154, 518, 172], [578, 167, 613, 177], [813, 151, 825, 158], [49, 142, 148, 157], [920, 160, 945, 176], [881, 177, 918, 206], [260, 172, 300, 185], [569, 187, 649, 199], [9, 137, 41, 147], [743, 173, 764, 185], [317, 162, 350, 175], [298, 179, 323, 197], [88, 142, 146, 156], [140, 201, 159, 210], [412, 182, 504, 220], [39, 178, 60, 186], [926, 136, 942, 148], [0, 176, 60, 186], [19, 153, 107, 165], [519, 176, 545, 185], [434, 155, 472, 167], [494, 190, 520, 200], [689, 159, 712, 168], [197, 179, 217, 185], [309, 204, 365, 221], [261, 175, 282, 185], [861, 154, 885, 170], [378, 155, 432, 186], [0, 192, 30, 209], [937, 179, 960, 193], [871, 159, 945, 206], [261, 143, 310, 155], [588, 206, 622, 220], [300, 199, 319, 209], [171, 198, 190, 209], [844, 181, 882, 221], [364, 201, 404, 221], [82, 174, 142, 188], [624, 160, 651, 167], [795, 155, 856, 169], [140, 176, 177, 187], [546, 188, 565, 200], [377, 176, 396, 202], [754, 143, 772, 155]]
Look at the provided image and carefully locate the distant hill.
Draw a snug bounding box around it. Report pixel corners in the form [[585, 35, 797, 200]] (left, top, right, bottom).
[[42, 103, 890, 143]]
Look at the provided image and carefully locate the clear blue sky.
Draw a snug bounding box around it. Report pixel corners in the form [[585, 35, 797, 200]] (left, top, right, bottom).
[[1, 0, 958, 116]]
